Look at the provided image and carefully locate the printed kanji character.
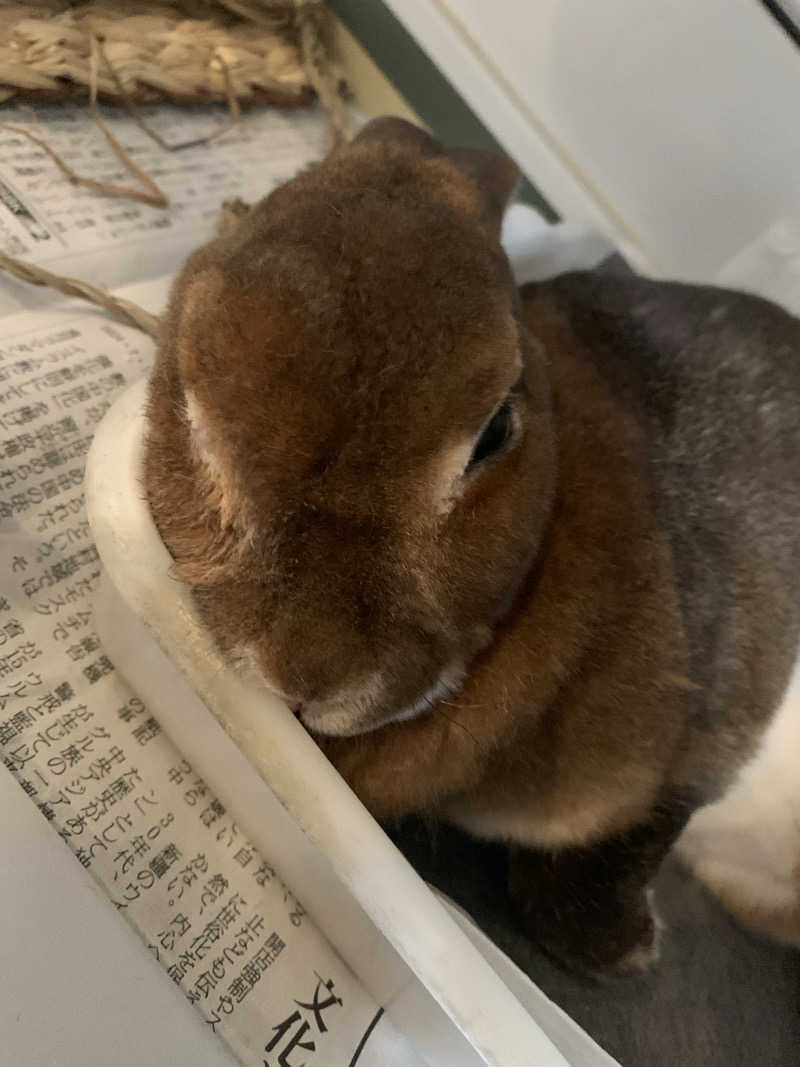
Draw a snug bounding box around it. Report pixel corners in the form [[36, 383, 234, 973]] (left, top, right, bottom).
[[6, 742, 32, 770], [114, 849, 134, 874], [229, 976, 250, 1004], [247, 914, 265, 938], [54, 680, 74, 702], [214, 896, 244, 933], [149, 851, 170, 879], [117, 701, 140, 723], [296, 975, 343, 1035], [36, 691, 61, 714], [200, 803, 220, 828], [264, 1012, 315, 1066], [59, 711, 79, 735], [61, 744, 82, 766], [132, 716, 160, 745], [252, 860, 275, 887], [151, 843, 180, 879], [208, 874, 227, 896], [253, 946, 270, 972], [266, 933, 286, 955], [11, 710, 34, 733], [131, 835, 150, 857], [109, 775, 131, 801], [82, 660, 102, 683], [91, 754, 114, 778]]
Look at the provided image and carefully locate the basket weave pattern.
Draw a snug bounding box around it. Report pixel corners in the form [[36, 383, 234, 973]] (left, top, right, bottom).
[[0, 1, 312, 107]]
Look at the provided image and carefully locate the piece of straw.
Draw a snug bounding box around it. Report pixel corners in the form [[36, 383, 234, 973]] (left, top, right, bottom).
[[87, 36, 169, 207], [292, 0, 351, 149], [216, 0, 351, 148], [0, 250, 161, 337], [0, 120, 168, 209], [0, 2, 350, 331], [95, 36, 242, 152], [0, 39, 169, 212]]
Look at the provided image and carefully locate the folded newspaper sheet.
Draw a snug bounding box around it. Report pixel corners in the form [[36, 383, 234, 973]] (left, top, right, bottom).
[[0, 100, 421, 1067]]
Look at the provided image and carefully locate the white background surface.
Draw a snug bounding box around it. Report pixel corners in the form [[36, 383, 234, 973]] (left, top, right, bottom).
[[388, 0, 800, 283], [0, 763, 238, 1067]]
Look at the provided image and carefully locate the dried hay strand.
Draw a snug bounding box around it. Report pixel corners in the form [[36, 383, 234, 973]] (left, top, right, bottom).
[[0, 1, 313, 109], [0, 248, 161, 336], [0, 1, 351, 328]]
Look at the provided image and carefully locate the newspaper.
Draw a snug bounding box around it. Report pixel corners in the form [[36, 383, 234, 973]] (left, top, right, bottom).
[[0, 100, 421, 1067], [0, 100, 325, 314]]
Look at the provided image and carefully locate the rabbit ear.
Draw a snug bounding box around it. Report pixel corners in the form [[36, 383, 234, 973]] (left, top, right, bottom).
[[354, 117, 520, 230], [353, 115, 440, 154], [445, 146, 520, 228]]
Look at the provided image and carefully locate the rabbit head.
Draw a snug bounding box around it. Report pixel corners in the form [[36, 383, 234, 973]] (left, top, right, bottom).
[[145, 117, 555, 737]]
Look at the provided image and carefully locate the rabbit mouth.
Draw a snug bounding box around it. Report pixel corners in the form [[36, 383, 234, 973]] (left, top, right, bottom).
[[383, 670, 467, 727], [229, 639, 469, 738], [298, 662, 467, 739]]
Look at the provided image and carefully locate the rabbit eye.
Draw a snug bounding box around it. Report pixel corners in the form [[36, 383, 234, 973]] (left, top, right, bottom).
[[467, 397, 513, 471]]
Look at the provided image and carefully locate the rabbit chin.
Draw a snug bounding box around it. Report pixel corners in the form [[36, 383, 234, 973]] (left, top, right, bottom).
[[227, 641, 467, 738], [298, 665, 468, 739]]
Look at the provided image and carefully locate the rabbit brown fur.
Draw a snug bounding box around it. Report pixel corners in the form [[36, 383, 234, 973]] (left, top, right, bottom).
[[145, 117, 800, 975]]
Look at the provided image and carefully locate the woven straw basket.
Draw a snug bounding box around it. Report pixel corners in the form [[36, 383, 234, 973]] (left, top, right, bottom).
[[0, 1, 317, 108]]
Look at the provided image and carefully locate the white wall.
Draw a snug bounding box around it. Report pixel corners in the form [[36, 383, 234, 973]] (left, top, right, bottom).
[[388, 0, 800, 284]]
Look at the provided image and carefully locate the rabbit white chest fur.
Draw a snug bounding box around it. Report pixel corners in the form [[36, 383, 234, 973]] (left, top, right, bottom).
[[678, 644, 800, 943]]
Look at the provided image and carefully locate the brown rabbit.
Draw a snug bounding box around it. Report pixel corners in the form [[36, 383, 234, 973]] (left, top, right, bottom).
[[144, 117, 800, 977]]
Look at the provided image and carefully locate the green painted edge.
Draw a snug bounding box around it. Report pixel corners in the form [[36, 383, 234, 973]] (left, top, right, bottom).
[[330, 0, 558, 221]]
